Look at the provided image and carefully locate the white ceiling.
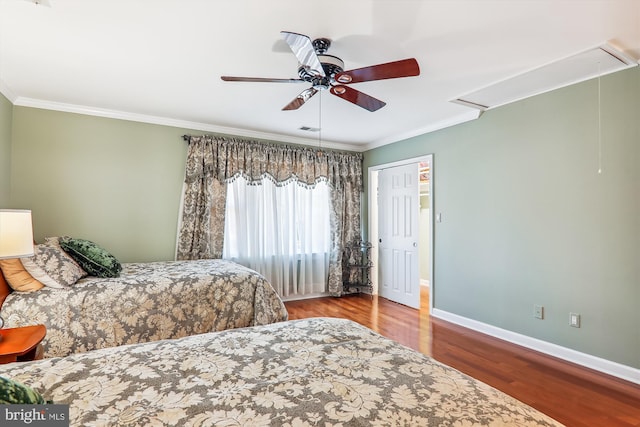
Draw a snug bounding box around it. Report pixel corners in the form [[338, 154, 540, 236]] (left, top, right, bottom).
[[0, 0, 639, 152]]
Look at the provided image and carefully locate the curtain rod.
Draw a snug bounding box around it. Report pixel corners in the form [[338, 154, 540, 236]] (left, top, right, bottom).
[[182, 135, 189, 141]]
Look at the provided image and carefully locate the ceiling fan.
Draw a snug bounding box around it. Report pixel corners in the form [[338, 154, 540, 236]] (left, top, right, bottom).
[[221, 31, 420, 112]]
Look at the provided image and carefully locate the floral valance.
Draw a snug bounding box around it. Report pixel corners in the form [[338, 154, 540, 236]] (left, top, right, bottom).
[[183, 135, 363, 191]]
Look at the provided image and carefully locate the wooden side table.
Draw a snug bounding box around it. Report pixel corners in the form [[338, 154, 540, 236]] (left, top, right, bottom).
[[0, 325, 46, 364]]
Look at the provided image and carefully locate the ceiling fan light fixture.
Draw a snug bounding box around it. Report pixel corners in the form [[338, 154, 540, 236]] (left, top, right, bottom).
[[312, 77, 330, 91]]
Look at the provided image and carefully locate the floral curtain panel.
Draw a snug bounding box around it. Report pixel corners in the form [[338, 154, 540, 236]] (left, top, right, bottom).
[[176, 135, 363, 296]]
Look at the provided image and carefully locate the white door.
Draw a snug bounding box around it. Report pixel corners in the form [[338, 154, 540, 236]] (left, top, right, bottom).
[[378, 163, 420, 308]]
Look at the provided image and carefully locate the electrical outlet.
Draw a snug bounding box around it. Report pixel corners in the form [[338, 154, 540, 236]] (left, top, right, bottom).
[[570, 312, 581, 328], [533, 305, 544, 319]]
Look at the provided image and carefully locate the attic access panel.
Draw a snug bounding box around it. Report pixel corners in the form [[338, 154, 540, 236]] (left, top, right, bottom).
[[452, 43, 638, 110]]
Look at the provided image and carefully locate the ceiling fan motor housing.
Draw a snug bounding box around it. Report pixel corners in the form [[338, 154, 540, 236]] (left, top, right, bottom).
[[298, 54, 344, 90], [296, 38, 345, 90]]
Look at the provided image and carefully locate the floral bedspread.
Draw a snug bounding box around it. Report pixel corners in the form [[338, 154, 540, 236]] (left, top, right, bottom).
[[0, 318, 563, 426], [1, 259, 288, 357]]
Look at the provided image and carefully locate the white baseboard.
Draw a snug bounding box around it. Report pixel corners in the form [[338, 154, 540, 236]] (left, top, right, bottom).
[[281, 292, 329, 302], [431, 308, 640, 385]]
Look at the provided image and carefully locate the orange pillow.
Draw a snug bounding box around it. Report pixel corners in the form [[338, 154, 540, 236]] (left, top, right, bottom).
[[0, 259, 45, 292], [0, 269, 10, 306]]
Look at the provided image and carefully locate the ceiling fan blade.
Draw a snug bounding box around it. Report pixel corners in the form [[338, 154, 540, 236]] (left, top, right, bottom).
[[280, 31, 326, 77], [335, 58, 420, 84], [221, 76, 305, 83], [330, 85, 386, 112], [282, 87, 318, 111]]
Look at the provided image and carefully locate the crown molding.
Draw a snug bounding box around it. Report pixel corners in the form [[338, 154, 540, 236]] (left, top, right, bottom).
[[6, 89, 484, 153], [9, 95, 481, 153], [0, 78, 17, 103], [12, 96, 367, 152], [364, 110, 481, 151]]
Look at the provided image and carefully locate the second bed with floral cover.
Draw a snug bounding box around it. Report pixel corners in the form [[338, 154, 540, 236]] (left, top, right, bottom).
[[0, 259, 288, 357], [0, 317, 563, 426]]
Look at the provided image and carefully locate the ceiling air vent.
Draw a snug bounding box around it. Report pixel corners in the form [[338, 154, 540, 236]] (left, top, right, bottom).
[[451, 43, 638, 111], [299, 126, 320, 132]]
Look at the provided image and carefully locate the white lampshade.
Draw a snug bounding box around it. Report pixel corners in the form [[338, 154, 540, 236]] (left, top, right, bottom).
[[0, 209, 35, 259]]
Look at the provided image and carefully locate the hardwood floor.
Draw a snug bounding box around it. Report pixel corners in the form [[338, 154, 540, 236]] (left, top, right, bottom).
[[284, 288, 640, 427]]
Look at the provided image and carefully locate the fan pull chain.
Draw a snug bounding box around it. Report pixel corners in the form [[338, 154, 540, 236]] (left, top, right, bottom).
[[597, 61, 602, 175], [318, 91, 323, 156]]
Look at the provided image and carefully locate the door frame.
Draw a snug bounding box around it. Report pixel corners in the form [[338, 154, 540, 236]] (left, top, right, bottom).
[[368, 154, 434, 312]]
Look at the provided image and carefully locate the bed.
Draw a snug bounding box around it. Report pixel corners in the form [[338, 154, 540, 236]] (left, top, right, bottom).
[[0, 317, 562, 426], [0, 258, 288, 358]]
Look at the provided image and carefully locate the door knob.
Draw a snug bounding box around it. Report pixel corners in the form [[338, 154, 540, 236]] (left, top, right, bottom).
[[413, 242, 417, 247]]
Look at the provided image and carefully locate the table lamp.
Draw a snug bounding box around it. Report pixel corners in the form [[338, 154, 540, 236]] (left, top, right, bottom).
[[0, 209, 35, 332]]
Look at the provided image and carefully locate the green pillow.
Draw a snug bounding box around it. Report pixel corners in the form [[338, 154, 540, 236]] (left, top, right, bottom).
[[59, 237, 122, 278], [0, 376, 47, 404]]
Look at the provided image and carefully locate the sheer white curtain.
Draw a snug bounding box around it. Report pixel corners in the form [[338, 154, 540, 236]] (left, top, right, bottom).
[[177, 135, 363, 296], [223, 175, 331, 298]]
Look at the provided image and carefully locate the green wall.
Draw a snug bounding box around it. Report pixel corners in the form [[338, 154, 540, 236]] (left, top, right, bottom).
[[0, 92, 12, 206], [10, 107, 189, 262], [364, 68, 640, 369], [4, 68, 639, 370], [8, 107, 338, 263]]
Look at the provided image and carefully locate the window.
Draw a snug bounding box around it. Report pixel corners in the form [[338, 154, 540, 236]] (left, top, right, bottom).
[[223, 175, 331, 298]]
